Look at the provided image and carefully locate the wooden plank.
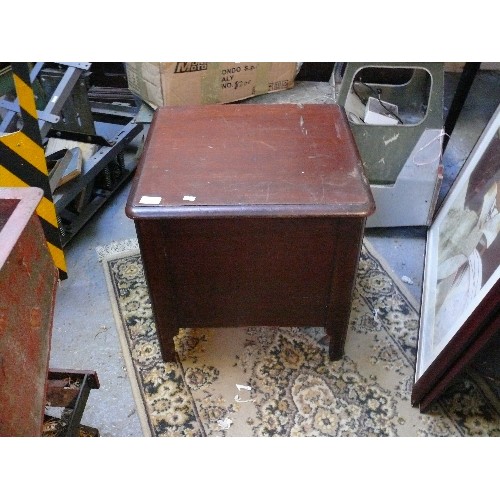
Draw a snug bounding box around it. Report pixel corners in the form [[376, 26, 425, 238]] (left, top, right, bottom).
[[45, 138, 98, 163], [56, 148, 82, 188], [45, 379, 80, 407]]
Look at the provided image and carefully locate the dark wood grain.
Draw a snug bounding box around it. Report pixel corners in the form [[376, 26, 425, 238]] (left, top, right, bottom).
[[127, 104, 375, 363], [135, 220, 179, 362], [326, 218, 366, 360], [411, 279, 500, 408], [126, 104, 374, 218], [418, 312, 500, 412]]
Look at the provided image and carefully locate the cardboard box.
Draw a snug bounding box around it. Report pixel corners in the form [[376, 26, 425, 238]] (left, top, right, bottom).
[[125, 62, 299, 108]]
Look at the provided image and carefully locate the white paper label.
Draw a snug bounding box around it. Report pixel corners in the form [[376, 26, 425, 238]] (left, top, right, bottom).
[[139, 196, 162, 204], [183, 195, 196, 202]]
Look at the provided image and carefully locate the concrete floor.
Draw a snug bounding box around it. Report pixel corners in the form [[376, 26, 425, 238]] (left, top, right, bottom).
[[48, 69, 500, 436]]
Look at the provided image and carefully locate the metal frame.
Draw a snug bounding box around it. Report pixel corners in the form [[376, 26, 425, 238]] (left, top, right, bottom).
[[0, 64, 67, 277], [45, 369, 100, 437], [53, 118, 143, 245], [334, 62, 445, 227], [0, 62, 144, 247], [365, 128, 443, 228], [0, 62, 91, 139], [412, 103, 500, 410]]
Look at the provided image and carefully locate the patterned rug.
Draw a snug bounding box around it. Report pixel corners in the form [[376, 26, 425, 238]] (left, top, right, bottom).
[[97, 238, 500, 437]]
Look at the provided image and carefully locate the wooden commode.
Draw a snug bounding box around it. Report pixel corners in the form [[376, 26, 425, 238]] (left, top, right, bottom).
[[126, 104, 375, 362]]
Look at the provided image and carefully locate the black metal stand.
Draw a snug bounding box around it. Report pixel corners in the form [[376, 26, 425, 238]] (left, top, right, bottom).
[[44, 369, 100, 437], [443, 62, 481, 151]]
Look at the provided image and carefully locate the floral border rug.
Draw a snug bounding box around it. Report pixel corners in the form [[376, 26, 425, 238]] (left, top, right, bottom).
[[97, 238, 500, 436]]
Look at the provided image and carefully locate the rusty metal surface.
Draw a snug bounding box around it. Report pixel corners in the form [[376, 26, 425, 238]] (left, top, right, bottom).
[[0, 187, 58, 436], [45, 369, 100, 437], [46, 379, 81, 408], [46, 369, 100, 408]]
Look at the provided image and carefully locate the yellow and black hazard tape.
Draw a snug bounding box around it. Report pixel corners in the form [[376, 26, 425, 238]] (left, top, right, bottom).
[[0, 62, 67, 279]]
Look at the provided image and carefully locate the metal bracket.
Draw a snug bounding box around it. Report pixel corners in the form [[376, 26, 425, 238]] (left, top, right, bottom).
[[47, 128, 111, 146], [0, 62, 89, 138], [55, 62, 92, 71], [45, 369, 100, 437], [0, 98, 60, 124]]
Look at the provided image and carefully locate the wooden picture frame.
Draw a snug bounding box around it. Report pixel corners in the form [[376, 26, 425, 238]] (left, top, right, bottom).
[[412, 104, 500, 410]]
